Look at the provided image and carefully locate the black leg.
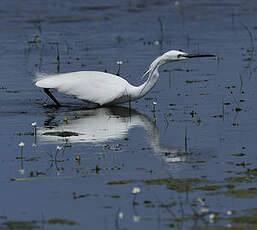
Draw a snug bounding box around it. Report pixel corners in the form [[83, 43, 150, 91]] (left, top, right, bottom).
[[43, 88, 61, 106]]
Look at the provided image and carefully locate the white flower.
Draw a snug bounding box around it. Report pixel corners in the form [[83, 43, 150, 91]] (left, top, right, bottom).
[[116, 61, 123, 65], [174, 1, 180, 7], [118, 212, 124, 219], [32, 143, 37, 147], [56, 146, 62, 150], [208, 213, 215, 223], [132, 187, 141, 194], [18, 142, 25, 147], [19, 168, 25, 175], [201, 207, 209, 214], [197, 197, 205, 206], [31, 122, 37, 127], [226, 210, 232, 216], [153, 101, 157, 105], [133, 215, 141, 222]]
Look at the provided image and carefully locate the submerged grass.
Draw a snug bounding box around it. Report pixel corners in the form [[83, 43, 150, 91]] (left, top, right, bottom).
[[107, 177, 206, 192], [1, 220, 38, 230], [225, 168, 257, 184], [144, 177, 205, 192], [241, 207, 257, 214], [72, 192, 120, 199], [48, 218, 76, 225], [196, 184, 233, 191], [243, 168, 257, 177], [222, 187, 257, 198], [107, 180, 135, 185], [193, 226, 255, 230], [226, 176, 252, 183], [0, 218, 77, 229], [232, 215, 257, 224]]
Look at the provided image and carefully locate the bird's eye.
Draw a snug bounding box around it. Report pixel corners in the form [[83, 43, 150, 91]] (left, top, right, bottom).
[[177, 54, 182, 58]]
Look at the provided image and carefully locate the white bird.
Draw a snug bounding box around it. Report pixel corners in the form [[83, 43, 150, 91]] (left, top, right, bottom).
[[35, 50, 215, 107]]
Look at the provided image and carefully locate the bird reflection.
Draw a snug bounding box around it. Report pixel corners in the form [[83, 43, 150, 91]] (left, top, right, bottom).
[[38, 106, 188, 163]]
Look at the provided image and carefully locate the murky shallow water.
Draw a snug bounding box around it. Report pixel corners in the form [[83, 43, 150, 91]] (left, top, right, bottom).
[[1, 0, 257, 229]]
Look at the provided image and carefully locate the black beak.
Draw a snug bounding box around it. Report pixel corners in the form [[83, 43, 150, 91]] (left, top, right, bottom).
[[184, 54, 216, 58]]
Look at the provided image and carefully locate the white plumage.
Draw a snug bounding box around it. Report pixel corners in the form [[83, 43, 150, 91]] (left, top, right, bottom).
[[35, 50, 215, 106], [36, 71, 131, 105]]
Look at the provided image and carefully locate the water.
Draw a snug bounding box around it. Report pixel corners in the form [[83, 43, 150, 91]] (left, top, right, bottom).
[[1, 0, 257, 229]]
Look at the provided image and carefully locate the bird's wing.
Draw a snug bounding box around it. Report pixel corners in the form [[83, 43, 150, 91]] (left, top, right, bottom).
[[35, 71, 128, 105]]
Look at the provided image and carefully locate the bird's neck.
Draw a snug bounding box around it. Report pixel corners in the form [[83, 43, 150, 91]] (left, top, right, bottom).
[[136, 64, 160, 99]]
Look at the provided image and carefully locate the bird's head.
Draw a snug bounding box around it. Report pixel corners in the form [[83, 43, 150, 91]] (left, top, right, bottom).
[[161, 50, 216, 63], [142, 50, 215, 79]]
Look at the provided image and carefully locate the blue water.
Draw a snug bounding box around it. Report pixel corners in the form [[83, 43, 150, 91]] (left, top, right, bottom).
[[1, 0, 257, 229]]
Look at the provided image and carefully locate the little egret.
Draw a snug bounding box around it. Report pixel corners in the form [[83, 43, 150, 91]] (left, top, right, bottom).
[[35, 50, 215, 106]]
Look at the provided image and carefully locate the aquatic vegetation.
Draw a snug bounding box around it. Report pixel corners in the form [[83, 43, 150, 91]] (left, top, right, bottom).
[[3, 1, 257, 230], [221, 187, 257, 198], [18, 142, 25, 147], [185, 79, 208, 84], [132, 187, 141, 205], [48, 218, 76, 225], [196, 184, 232, 191], [243, 168, 257, 177], [107, 180, 135, 185], [240, 22, 255, 60], [116, 60, 123, 76], [1, 220, 38, 230], [232, 153, 245, 157], [193, 226, 251, 230], [145, 177, 205, 192], [18, 142, 24, 160], [232, 215, 257, 224], [208, 213, 218, 223], [72, 192, 120, 199], [152, 101, 157, 112], [95, 164, 100, 174], [133, 215, 141, 222], [75, 154, 81, 164], [226, 176, 252, 183], [32, 122, 37, 146], [42, 131, 79, 137], [132, 187, 141, 194], [118, 212, 124, 219]]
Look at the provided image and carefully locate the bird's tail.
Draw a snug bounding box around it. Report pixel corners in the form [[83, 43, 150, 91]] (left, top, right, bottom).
[[33, 72, 49, 83], [34, 72, 60, 88]]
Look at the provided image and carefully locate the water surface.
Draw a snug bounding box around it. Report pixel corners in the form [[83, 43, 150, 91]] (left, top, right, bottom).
[[1, 0, 257, 229]]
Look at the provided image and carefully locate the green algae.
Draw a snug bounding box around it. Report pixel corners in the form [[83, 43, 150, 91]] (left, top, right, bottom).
[[193, 226, 252, 230], [107, 180, 135, 185], [185, 79, 208, 84], [196, 184, 232, 191], [144, 177, 205, 192], [244, 168, 257, 177], [73, 192, 120, 199], [108, 177, 206, 192], [226, 176, 252, 183], [241, 208, 257, 214], [48, 218, 76, 225], [232, 215, 257, 224], [223, 187, 257, 198], [1, 220, 38, 230]]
